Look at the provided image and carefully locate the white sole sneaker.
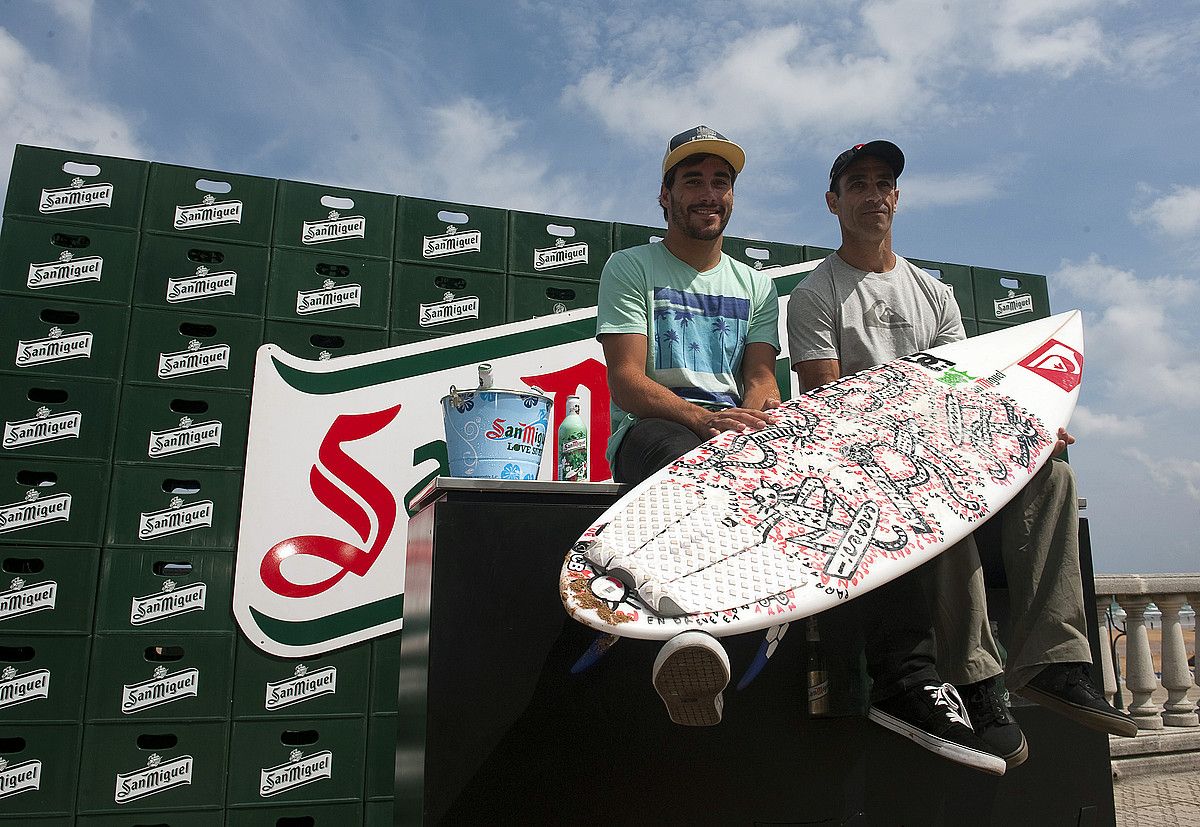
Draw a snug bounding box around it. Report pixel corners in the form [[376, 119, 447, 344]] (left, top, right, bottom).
[[868, 707, 1007, 776], [652, 631, 730, 727]]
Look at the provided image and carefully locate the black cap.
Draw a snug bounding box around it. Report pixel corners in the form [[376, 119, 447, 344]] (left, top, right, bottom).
[[829, 140, 904, 190], [662, 125, 746, 178]]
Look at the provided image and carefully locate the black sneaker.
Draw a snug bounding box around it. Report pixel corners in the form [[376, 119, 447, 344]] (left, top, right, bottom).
[[869, 682, 1007, 776], [1017, 662, 1139, 737], [960, 676, 1028, 769]]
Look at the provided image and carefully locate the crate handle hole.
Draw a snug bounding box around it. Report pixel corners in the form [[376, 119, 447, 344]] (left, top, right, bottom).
[[194, 178, 232, 194], [276, 818, 317, 827], [546, 223, 576, 238], [145, 645, 185, 662], [546, 288, 576, 301], [186, 248, 225, 265], [743, 247, 770, 261], [27, 387, 69, 404], [314, 263, 351, 278], [15, 470, 57, 488], [39, 308, 80, 325], [0, 737, 26, 754], [152, 561, 194, 576], [1000, 277, 1021, 289], [178, 322, 218, 338], [2, 557, 44, 574], [61, 161, 101, 177], [434, 276, 467, 291], [169, 398, 209, 415], [320, 195, 355, 210], [437, 210, 469, 224], [922, 268, 945, 280], [648, 235, 664, 244], [136, 733, 178, 750], [309, 334, 346, 349], [50, 232, 91, 249], [280, 729, 320, 746], [0, 646, 35, 662], [161, 479, 201, 495]]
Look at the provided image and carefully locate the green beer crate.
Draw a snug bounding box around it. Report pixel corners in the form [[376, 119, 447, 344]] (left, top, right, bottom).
[[365, 799, 394, 825], [5, 144, 148, 229], [76, 810, 223, 825], [612, 222, 665, 253], [75, 721, 229, 813], [274, 180, 396, 259], [395, 196, 507, 272], [507, 211, 612, 280], [0, 374, 119, 462], [363, 714, 396, 799], [231, 634, 370, 720], [976, 320, 1015, 335], [0, 634, 90, 723], [803, 245, 835, 261], [105, 465, 242, 551], [0, 218, 138, 305], [143, 164, 276, 245], [124, 308, 263, 392], [972, 267, 1050, 325], [262, 320, 389, 362], [0, 458, 109, 546], [908, 257, 976, 322], [0, 546, 99, 634], [133, 233, 271, 317], [114, 384, 250, 469], [391, 264, 504, 336], [94, 548, 234, 634], [226, 717, 366, 806], [722, 236, 805, 271], [266, 249, 391, 329], [0, 723, 82, 816], [388, 329, 442, 348], [1, 295, 129, 381], [964, 318, 980, 338], [506, 274, 598, 323], [369, 632, 401, 715], [226, 801, 364, 824], [85, 632, 234, 722]]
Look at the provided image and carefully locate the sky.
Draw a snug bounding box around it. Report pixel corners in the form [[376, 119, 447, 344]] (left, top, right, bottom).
[[0, 0, 1196, 574]]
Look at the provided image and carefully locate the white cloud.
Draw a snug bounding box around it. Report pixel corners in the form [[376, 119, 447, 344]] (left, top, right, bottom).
[[1070, 405, 1145, 439], [38, 0, 93, 32], [1124, 448, 1200, 503], [898, 171, 1004, 208], [1130, 184, 1200, 239]]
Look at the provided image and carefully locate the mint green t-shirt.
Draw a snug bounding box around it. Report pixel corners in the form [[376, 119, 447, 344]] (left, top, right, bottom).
[[596, 242, 780, 465]]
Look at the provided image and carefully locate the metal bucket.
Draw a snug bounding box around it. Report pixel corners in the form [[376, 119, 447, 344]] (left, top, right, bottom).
[[440, 386, 552, 479]]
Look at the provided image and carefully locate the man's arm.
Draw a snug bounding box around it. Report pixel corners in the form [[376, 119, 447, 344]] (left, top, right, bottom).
[[741, 341, 782, 411], [794, 358, 841, 393], [601, 333, 776, 438]]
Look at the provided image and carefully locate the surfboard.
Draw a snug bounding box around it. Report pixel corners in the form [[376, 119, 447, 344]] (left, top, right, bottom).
[[560, 310, 1084, 641]]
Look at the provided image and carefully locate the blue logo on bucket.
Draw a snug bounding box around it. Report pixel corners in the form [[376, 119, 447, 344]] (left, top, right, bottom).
[[441, 387, 552, 479]]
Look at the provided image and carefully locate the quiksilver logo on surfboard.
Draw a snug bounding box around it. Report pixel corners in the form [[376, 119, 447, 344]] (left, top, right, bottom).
[[302, 211, 366, 245], [423, 225, 482, 259], [296, 280, 362, 315], [138, 498, 214, 541], [4, 407, 82, 450], [158, 340, 231, 379], [14, 327, 93, 368], [0, 577, 57, 621], [148, 417, 223, 458], [166, 265, 238, 303], [174, 194, 243, 230], [27, 250, 104, 290], [0, 490, 72, 534], [419, 292, 479, 327], [533, 238, 588, 271], [39, 178, 113, 214], [264, 664, 337, 710], [0, 666, 50, 710], [130, 579, 208, 625], [122, 666, 200, 714], [114, 753, 194, 803], [1019, 339, 1083, 392], [259, 749, 333, 797]]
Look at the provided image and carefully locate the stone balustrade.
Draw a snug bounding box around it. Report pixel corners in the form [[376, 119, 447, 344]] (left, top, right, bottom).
[[1094, 574, 1200, 731]]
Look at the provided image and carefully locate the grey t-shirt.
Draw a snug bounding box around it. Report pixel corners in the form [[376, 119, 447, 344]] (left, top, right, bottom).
[[786, 252, 965, 375]]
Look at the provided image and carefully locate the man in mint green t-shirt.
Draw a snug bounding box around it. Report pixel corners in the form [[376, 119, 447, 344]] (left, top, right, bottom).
[[595, 126, 781, 726]]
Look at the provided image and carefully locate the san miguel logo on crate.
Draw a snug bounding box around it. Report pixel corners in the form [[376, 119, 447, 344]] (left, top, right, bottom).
[[0, 665, 50, 710], [14, 327, 94, 367], [131, 579, 208, 625], [0, 577, 58, 621], [39, 177, 113, 214], [994, 291, 1035, 318], [114, 753, 194, 804], [0, 490, 72, 534], [4, 407, 83, 449], [0, 756, 42, 799], [295, 279, 363, 315], [166, 265, 238, 303], [264, 663, 337, 710], [423, 224, 482, 259], [139, 497, 215, 540], [259, 749, 333, 797], [148, 417, 223, 458], [26, 250, 104, 290], [533, 237, 588, 271], [122, 665, 200, 714], [419, 291, 479, 327], [302, 210, 366, 245], [174, 193, 243, 230], [158, 339, 231, 378]]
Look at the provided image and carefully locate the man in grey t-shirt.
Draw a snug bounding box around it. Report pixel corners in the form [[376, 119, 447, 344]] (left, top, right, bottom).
[[787, 140, 1135, 770]]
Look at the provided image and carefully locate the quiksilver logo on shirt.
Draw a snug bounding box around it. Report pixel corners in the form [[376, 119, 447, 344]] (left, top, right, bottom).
[[174, 194, 243, 230], [533, 238, 588, 271], [423, 225, 481, 259], [302, 211, 366, 245], [27, 250, 103, 289], [4, 408, 82, 449], [39, 178, 113, 214]]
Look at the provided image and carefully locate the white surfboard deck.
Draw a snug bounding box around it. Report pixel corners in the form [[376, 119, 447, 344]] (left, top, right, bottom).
[[560, 310, 1084, 641]]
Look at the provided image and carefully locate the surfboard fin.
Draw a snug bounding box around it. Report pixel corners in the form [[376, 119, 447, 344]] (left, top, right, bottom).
[[570, 633, 620, 674], [736, 623, 789, 690]]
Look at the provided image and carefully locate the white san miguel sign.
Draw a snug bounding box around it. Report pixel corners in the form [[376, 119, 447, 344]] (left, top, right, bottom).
[[234, 262, 818, 656]]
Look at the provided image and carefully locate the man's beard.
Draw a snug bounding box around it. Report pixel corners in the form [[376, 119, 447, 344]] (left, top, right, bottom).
[[669, 194, 730, 241]]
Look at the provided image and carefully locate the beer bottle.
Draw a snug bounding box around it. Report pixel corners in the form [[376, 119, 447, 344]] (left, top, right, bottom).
[[477, 363, 494, 390], [806, 617, 831, 716], [557, 395, 587, 481]]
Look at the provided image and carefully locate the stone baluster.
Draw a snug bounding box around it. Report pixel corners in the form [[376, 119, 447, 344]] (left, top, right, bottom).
[[1095, 594, 1118, 705], [1192, 594, 1200, 702], [1154, 594, 1199, 727], [1115, 596, 1163, 730]]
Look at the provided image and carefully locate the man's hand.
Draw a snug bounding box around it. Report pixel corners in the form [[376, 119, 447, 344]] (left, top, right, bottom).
[[1053, 427, 1075, 456], [699, 406, 775, 438]]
